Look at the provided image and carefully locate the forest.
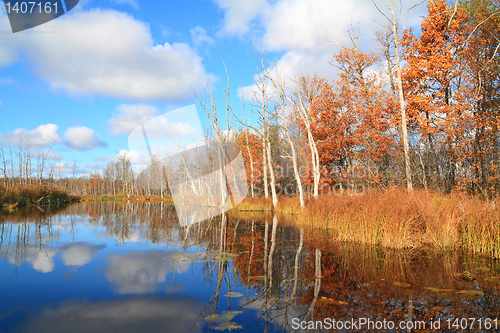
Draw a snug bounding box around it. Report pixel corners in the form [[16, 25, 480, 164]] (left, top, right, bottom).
[[3, 2, 500, 331], [1, 0, 499, 215]]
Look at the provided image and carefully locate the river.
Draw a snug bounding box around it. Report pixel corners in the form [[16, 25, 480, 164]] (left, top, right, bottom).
[[1, 202, 499, 332]]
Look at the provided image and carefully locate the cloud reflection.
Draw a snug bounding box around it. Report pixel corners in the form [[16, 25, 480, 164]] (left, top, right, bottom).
[[20, 297, 204, 333], [61, 243, 105, 267], [105, 250, 189, 295], [1, 242, 105, 273], [1, 246, 59, 273]]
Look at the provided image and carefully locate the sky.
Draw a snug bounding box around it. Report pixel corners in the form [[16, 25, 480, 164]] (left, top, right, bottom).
[[0, 0, 426, 177]]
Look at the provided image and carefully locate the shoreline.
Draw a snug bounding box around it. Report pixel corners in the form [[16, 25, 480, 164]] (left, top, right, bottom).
[[230, 188, 500, 259]]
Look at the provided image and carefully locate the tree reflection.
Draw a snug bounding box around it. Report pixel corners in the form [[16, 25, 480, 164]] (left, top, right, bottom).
[[2, 203, 500, 332]]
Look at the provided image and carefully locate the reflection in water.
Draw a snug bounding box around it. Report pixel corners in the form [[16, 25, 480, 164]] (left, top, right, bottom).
[[61, 242, 105, 267], [20, 297, 204, 333], [1, 245, 59, 273], [0, 240, 105, 273], [0, 202, 499, 332], [105, 250, 189, 295]]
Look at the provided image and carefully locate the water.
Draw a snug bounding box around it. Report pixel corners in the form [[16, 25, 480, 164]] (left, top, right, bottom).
[[1, 202, 499, 332]]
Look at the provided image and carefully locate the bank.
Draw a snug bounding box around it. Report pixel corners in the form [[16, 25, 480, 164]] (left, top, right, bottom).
[[230, 188, 500, 258]]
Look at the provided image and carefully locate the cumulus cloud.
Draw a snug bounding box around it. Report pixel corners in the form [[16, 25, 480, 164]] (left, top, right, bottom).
[[190, 26, 215, 49], [0, 9, 211, 101], [260, 0, 370, 52], [108, 104, 198, 138], [0, 13, 17, 66], [213, 0, 268, 35], [108, 104, 158, 135], [64, 126, 106, 150], [115, 149, 144, 166], [214, 0, 427, 97], [42, 149, 62, 161], [111, 0, 139, 9], [0, 124, 62, 148]]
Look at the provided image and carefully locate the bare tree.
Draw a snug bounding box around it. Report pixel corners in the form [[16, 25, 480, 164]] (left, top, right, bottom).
[[0, 144, 8, 188], [18, 137, 23, 185], [253, 70, 270, 200], [9, 147, 14, 187], [264, 65, 306, 210], [37, 147, 52, 186], [270, 73, 321, 199], [71, 160, 78, 194], [253, 62, 278, 208], [373, 0, 414, 192], [194, 65, 241, 216]]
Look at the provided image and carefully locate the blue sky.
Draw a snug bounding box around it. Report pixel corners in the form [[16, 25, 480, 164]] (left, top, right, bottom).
[[0, 0, 425, 177]]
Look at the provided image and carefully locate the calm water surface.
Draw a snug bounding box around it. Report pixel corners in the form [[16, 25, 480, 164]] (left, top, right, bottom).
[[1, 202, 500, 332]]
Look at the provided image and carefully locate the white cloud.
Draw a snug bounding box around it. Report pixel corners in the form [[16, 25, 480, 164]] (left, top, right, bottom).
[[140, 115, 198, 139], [64, 126, 106, 150], [109, 104, 198, 138], [115, 149, 144, 165], [213, 0, 427, 98], [108, 104, 158, 135], [0, 9, 211, 101], [44, 150, 62, 160], [0, 77, 14, 85], [260, 0, 371, 52], [85, 162, 106, 173], [0, 124, 62, 148], [213, 0, 268, 35], [0, 13, 16, 66], [190, 26, 215, 49], [53, 161, 86, 177], [111, 0, 139, 9]]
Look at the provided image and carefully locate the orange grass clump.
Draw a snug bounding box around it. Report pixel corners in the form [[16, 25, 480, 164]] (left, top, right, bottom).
[[0, 185, 74, 210], [235, 189, 500, 257]]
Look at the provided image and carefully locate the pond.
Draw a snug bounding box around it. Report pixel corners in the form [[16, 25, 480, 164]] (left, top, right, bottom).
[[1, 202, 499, 332]]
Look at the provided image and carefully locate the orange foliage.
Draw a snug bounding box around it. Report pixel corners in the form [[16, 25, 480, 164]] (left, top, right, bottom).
[[235, 130, 264, 193]]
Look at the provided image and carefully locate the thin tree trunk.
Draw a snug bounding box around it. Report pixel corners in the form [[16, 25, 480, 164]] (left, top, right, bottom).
[[266, 140, 278, 209], [390, 0, 413, 192]]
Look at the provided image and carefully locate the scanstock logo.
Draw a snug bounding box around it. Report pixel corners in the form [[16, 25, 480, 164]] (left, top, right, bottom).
[[3, 0, 79, 33]]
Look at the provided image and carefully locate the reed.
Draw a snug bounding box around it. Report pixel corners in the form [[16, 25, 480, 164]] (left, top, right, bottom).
[[0, 185, 75, 211], [234, 196, 273, 212], [79, 194, 174, 204], [235, 189, 500, 257]]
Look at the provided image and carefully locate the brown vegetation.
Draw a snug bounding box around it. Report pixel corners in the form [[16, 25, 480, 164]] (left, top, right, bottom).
[[0, 185, 75, 212], [233, 188, 500, 257]]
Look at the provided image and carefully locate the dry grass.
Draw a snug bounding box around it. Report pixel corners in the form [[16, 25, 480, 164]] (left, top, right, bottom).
[[79, 194, 174, 204], [236, 189, 500, 257], [0, 185, 75, 211], [234, 196, 273, 212]]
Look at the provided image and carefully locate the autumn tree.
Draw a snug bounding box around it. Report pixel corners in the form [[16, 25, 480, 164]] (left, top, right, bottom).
[[401, 0, 472, 192], [235, 129, 263, 197], [461, 0, 500, 197], [305, 41, 397, 190], [88, 173, 103, 196]]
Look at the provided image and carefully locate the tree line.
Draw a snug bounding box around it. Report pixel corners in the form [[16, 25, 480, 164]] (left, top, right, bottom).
[[231, 0, 500, 209], [1, 0, 498, 206]]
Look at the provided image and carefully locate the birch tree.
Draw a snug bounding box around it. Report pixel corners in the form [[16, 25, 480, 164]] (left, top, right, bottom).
[[373, 0, 414, 192], [264, 65, 306, 210]]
